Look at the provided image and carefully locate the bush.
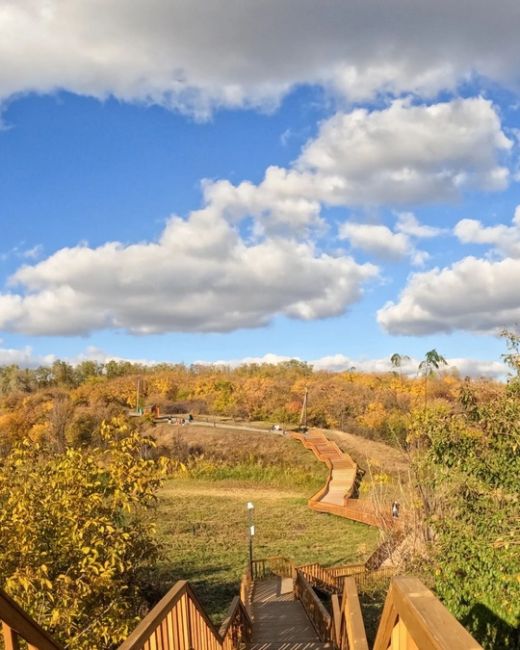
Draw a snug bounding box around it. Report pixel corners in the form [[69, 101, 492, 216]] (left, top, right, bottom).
[[410, 391, 520, 649], [0, 418, 168, 649]]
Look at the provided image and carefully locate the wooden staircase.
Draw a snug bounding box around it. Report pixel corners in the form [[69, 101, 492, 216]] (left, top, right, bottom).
[[248, 576, 331, 649], [0, 556, 483, 650]]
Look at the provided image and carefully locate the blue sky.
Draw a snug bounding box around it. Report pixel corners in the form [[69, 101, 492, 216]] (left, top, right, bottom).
[[1, 1, 520, 377]]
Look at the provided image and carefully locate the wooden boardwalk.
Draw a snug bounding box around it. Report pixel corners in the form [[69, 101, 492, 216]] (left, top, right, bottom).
[[290, 431, 391, 528], [247, 577, 331, 650]]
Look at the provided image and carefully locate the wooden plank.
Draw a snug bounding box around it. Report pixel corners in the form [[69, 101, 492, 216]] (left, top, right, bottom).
[[391, 577, 483, 650], [373, 583, 398, 650], [342, 577, 369, 650], [117, 581, 187, 650], [0, 590, 63, 650], [331, 594, 341, 646], [3, 624, 21, 650]]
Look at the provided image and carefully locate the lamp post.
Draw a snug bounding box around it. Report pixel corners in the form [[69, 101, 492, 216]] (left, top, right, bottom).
[[246, 502, 255, 577]]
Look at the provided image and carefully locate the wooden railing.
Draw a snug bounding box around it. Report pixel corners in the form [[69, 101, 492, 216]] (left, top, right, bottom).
[[331, 577, 369, 650], [250, 556, 294, 580], [0, 588, 64, 650], [373, 576, 483, 650], [117, 580, 251, 650], [329, 563, 367, 578], [239, 572, 253, 617], [296, 562, 342, 592], [293, 570, 332, 643]]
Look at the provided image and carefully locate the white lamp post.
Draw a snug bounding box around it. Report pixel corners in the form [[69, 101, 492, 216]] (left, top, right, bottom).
[[247, 502, 255, 576]]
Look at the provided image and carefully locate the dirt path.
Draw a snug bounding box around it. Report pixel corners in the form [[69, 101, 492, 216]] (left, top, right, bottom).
[[322, 428, 409, 475]]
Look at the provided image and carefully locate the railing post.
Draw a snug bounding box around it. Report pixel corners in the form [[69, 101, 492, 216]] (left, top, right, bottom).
[[3, 624, 21, 650]]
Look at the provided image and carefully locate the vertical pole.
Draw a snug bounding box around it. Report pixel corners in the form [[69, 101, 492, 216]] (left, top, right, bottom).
[[299, 387, 308, 430], [136, 377, 140, 414], [247, 502, 254, 577]]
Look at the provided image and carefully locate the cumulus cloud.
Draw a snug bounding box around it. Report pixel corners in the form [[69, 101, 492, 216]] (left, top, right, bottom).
[[454, 205, 520, 257], [338, 213, 441, 265], [0, 96, 510, 336], [1, 2, 520, 115], [197, 351, 506, 379], [0, 208, 377, 336], [297, 98, 511, 203], [0, 345, 55, 367], [202, 98, 511, 232], [0, 345, 505, 380], [378, 256, 520, 335], [339, 223, 410, 261], [395, 213, 445, 239]]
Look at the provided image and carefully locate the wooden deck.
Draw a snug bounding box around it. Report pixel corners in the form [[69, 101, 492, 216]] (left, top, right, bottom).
[[247, 577, 331, 650]]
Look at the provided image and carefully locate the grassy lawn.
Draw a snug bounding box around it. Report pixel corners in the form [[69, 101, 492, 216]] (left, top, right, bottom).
[[154, 477, 379, 622]]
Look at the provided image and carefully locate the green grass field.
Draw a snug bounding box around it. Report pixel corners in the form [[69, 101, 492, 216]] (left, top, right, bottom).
[[153, 477, 379, 622]]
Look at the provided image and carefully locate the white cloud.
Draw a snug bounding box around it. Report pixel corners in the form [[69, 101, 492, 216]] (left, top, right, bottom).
[[395, 212, 445, 239], [0, 345, 505, 380], [297, 98, 511, 204], [0, 243, 43, 263], [0, 345, 55, 368], [338, 212, 445, 265], [201, 98, 511, 236], [454, 205, 520, 257], [1, 2, 520, 115], [378, 256, 520, 335], [0, 209, 377, 336], [197, 351, 506, 379], [339, 223, 410, 261], [0, 96, 509, 335]]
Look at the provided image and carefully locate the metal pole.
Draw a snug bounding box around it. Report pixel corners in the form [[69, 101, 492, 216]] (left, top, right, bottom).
[[247, 502, 254, 577]]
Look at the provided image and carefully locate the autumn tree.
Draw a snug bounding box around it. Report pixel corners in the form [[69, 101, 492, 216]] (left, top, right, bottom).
[[0, 418, 168, 649]]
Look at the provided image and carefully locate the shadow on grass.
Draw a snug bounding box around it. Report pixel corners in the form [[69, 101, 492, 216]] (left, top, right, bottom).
[[141, 560, 242, 624], [465, 603, 519, 649]]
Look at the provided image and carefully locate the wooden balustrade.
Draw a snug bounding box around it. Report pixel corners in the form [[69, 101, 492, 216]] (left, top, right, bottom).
[[117, 580, 251, 650], [296, 562, 342, 592], [328, 564, 366, 578], [331, 577, 369, 650], [373, 576, 483, 650], [0, 588, 64, 650], [251, 556, 294, 580], [293, 570, 332, 643], [352, 567, 395, 591]]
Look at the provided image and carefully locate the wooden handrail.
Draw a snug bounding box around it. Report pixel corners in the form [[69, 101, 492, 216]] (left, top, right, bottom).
[[0, 588, 64, 650], [340, 577, 369, 650], [251, 556, 294, 580], [117, 579, 252, 650], [328, 563, 366, 578], [239, 572, 253, 617], [296, 562, 342, 592], [218, 596, 253, 643], [373, 577, 483, 650], [293, 570, 332, 643]]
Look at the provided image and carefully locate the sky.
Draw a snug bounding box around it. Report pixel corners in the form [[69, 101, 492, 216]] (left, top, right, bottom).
[[1, 1, 520, 377]]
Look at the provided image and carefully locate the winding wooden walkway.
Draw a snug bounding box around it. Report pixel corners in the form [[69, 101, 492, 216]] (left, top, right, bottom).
[[290, 431, 391, 528], [248, 576, 331, 650]]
